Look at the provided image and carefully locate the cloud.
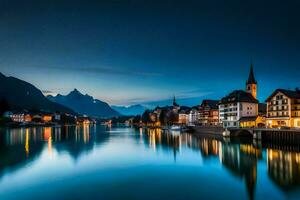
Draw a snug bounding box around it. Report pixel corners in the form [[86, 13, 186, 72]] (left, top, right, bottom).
[[123, 90, 214, 107], [52, 66, 163, 77], [42, 90, 56, 96]]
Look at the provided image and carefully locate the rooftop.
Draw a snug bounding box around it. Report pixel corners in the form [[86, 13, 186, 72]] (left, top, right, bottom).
[[220, 90, 259, 104], [266, 89, 300, 101], [200, 99, 219, 110]]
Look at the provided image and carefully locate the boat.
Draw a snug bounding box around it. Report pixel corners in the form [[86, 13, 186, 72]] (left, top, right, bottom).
[[170, 125, 182, 130]]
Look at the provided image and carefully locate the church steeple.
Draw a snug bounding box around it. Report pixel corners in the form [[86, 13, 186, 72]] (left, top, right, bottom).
[[246, 61, 257, 99], [246, 61, 257, 84], [173, 95, 179, 107]]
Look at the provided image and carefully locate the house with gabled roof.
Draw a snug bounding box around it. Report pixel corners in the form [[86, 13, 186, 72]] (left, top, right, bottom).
[[265, 88, 300, 128]]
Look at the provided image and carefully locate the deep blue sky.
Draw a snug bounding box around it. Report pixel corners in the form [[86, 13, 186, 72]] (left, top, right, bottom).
[[0, 0, 299, 106]]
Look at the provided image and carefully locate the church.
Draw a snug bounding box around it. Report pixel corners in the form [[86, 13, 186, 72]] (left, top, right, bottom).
[[219, 63, 265, 128]]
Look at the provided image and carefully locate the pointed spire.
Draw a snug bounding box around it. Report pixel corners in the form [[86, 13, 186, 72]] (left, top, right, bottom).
[[246, 60, 257, 84], [173, 95, 179, 107]]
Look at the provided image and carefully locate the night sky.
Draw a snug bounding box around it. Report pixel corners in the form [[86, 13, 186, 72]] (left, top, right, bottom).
[[0, 0, 299, 106]]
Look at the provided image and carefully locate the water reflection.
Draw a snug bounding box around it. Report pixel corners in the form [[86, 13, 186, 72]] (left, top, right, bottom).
[[220, 142, 260, 200], [268, 149, 300, 191], [0, 126, 300, 199], [144, 128, 300, 199], [0, 125, 110, 177]]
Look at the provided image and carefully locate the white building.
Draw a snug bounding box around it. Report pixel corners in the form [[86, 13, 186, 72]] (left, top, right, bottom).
[[219, 64, 259, 128], [188, 108, 199, 125], [13, 113, 26, 122], [219, 91, 258, 128]]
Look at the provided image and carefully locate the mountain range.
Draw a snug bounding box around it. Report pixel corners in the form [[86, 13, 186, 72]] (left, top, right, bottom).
[[0, 72, 74, 114], [47, 89, 120, 118], [112, 104, 147, 116]]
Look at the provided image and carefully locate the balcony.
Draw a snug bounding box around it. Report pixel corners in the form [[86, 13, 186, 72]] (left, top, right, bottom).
[[267, 114, 290, 118]]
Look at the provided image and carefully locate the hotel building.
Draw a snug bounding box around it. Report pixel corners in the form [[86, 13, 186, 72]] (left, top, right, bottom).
[[266, 89, 300, 128]]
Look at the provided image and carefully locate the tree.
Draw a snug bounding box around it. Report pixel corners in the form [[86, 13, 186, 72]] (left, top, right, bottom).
[[133, 115, 141, 124], [0, 98, 10, 116], [159, 109, 166, 125], [168, 110, 178, 125], [142, 110, 151, 124]]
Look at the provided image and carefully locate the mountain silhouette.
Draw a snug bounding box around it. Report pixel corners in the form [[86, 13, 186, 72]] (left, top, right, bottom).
[[112, 104, 147, 116], [47, 89, 120, 118], [0, 72, 74, 113]]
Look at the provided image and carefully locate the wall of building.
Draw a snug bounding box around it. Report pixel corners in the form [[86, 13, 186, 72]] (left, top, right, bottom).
[[239, 102, 258, 118], [266, 91, 300, 128]]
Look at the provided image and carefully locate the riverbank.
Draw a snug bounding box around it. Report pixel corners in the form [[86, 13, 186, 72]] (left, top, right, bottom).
[[190, 126, 224, 136], [0, 122, 94, 128]]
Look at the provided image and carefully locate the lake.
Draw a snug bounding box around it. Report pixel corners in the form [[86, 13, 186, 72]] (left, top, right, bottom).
[[0, 125, 300, 200]]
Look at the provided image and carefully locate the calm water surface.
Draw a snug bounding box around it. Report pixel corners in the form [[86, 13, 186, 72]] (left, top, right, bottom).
[[0, 125, 300, 200]]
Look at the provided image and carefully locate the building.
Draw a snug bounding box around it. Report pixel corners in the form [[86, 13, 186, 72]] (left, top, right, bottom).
[[178, 109, 190, 125], [188, 107, 200, 125], [178, 112, 188, 124], [53, 112, 61, 121], [199, 100, 219, 126], [219, 64, 261, 128], [219, 90, 259, 128], [24, 114, 32, 122], [239, 116, 266, 128], [265, 89, 300, 128], [42, 114, 53, 122], [3, 111, 26, 122]]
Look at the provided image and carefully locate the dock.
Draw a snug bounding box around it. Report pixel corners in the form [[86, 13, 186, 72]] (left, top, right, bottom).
[[192, 126, 300, 143]]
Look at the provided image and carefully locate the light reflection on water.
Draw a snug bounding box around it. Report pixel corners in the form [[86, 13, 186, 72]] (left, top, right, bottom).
[[0, 125, 300, 200]]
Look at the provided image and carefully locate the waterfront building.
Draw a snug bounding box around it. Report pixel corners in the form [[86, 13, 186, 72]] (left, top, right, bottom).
[[24, 114, 32, 122], [177, 106, 191, 125], [198, 100, 219, 126], [178, 110, 189, 125], [239, 115, 266, 128], [31, 114, 43, 123], [53, 112, 61, 121], [143, 97, 193, 126], [265, 89, 300, 128], [188, 107, 200, 125], [219, 90, 259, 128], [219, 64, 262, 128], [42, 114, 53, 122], [3, 111, 26, 122], [149, 112, 160, 126]]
